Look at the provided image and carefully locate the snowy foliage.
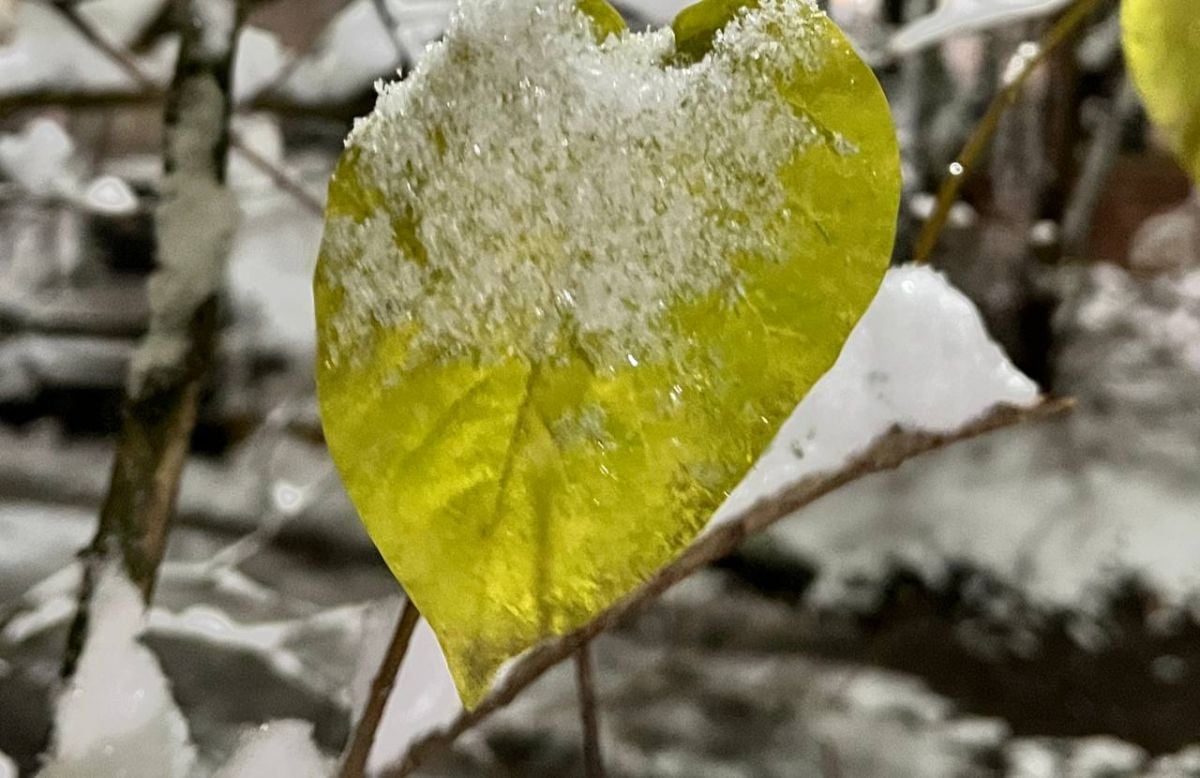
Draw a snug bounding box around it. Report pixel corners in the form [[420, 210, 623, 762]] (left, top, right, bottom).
[[322, 0, 838, 368]]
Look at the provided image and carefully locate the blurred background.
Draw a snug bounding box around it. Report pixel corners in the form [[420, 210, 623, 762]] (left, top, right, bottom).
[[2, 0, 1200, 775]]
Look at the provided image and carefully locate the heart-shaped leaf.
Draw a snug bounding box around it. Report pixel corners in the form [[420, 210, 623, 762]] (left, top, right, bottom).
[[1122, 0, 1200, 182], [315, 0, 899, 707]]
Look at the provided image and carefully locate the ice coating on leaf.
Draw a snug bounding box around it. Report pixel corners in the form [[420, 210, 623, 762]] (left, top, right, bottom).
[[320, 0, 830, 369]]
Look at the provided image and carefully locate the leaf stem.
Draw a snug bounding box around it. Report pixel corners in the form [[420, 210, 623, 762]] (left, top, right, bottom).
[[575, 645, 606, 778], [339, 598, 421, 778]]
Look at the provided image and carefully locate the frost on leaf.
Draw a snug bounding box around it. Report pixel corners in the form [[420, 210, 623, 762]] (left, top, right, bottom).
[[315, 0, 899, 706], [1121, 0, 1200, 184]]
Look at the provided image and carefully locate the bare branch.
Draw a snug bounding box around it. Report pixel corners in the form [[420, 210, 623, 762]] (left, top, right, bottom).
[[46, 0, 160, 91], [370, 0, 407, 62], [383, 398, 1074, 776], [62, 0, 243, 677], [912, 0, 1107, 264], [1060, 76, 1140, 258], [35, 0, 325, 216], [338, 598, 421, 778]]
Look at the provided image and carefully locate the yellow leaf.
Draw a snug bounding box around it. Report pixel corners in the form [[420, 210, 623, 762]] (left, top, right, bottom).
[[1122, 0, 1200, 181], [315, 0, 899, 707]]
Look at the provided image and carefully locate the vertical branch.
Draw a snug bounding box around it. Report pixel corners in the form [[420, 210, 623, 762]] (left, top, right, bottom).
[[339, 599, 421, 778], [63, 0, 243, 676], [911, 0, 1106, 265], [575, 645, 606, 778]]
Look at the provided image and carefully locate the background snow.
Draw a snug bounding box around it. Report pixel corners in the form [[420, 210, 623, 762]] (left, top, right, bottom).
[[38, 563, 196, 778], [214, 720, 332, 778]]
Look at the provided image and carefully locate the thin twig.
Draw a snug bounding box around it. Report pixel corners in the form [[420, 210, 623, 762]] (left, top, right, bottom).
[[370, 0, 408, 62], [383, 398, 1074, 776], [251, 0, 358, 102], [40, 0, 325, 216], [912, 0, 1107, 264], [229, 129, 324, 214], [339, 599, 422, 778], [1060, 76, 1140, 258], [46, 0, 159, 90], [575, 645, 606, 778]]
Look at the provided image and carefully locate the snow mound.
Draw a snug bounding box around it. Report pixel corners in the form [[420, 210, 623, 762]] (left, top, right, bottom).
[[214, 720, 332, 778], [38, 563, 195, 778], [714, 264, 1039, 523]]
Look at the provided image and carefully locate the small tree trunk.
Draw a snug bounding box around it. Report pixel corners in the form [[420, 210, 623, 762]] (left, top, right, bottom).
[[63, 0, 243, 677]]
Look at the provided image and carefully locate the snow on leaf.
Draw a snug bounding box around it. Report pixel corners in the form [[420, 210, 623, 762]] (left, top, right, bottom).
[[315, 0, 900, 706], [38, 563, 195, 778], [1122, 0, 1200, 183]]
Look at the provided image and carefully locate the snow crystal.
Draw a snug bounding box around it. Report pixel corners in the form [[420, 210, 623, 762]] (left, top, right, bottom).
[[889, 0, 1072, 55], [712, 265, 1039, 524], [38, 563, 195, 778], [213, 720, 332, 778], [321, 0, 832, 369]]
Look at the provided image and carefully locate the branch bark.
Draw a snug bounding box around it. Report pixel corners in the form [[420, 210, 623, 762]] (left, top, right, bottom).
[[338, 599, 421, 778], [63, 0, 243, 677], [383, 398, 1073, 776]]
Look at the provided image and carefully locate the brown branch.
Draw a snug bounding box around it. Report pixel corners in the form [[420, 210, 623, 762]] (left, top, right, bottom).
[[911, 0, 1107, 264], [46, 0, 160, 91], [383, 397, 1074, 776], [62, 0, 243, 677], [338, 598, 421, 778], [575, 645, 606, 778]]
